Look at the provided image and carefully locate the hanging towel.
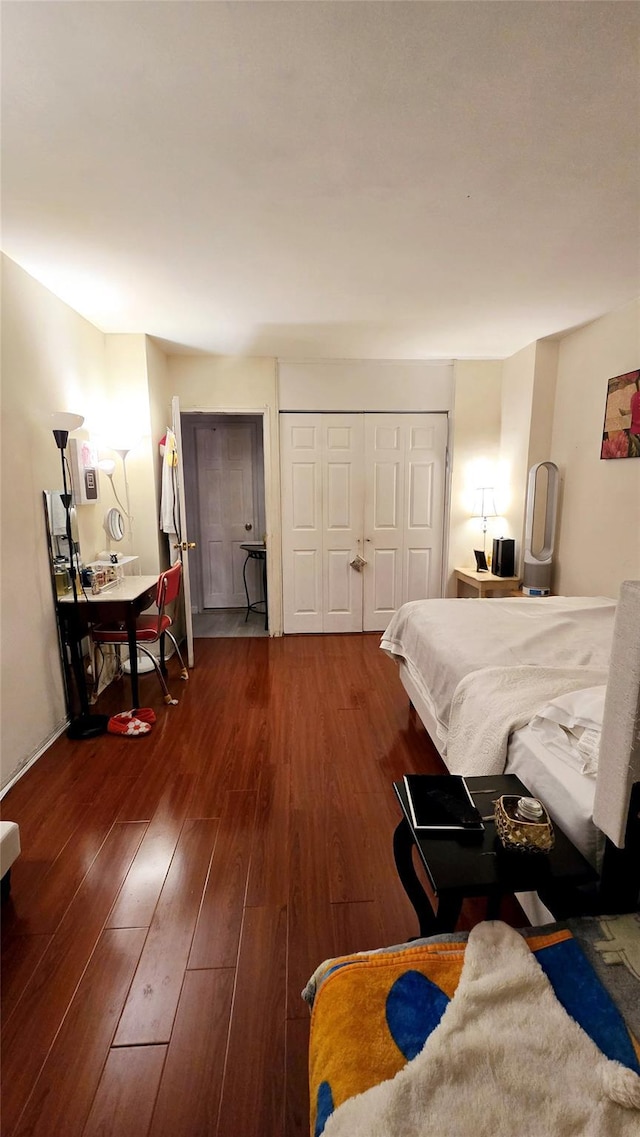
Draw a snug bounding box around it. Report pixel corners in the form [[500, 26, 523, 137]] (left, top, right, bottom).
[[159, 427, 180, 561]]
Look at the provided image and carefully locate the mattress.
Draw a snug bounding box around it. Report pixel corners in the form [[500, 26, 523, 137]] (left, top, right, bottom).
[[382, 595, 615, 724], [381, 595, 615, 750], [506, 722, 603, 869]]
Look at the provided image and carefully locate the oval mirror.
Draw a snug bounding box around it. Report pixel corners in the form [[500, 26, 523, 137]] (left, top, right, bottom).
[[105, 507, 125, 541]]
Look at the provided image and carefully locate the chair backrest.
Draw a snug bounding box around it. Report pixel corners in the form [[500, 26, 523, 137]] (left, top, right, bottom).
[[156, 561, 182, 620]]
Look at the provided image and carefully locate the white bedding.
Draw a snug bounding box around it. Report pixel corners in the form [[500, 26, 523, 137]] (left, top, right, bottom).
[[381, 595, 616, 752]]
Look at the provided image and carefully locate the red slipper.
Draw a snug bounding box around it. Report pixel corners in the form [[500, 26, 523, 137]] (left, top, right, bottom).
[[131, 707, 157, 724], [120, 707, 157, 725], [108, 713, 151, 737]]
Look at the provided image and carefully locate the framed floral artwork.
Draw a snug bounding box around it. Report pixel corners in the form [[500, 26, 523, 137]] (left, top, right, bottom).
[[601, 369, 640, 459]]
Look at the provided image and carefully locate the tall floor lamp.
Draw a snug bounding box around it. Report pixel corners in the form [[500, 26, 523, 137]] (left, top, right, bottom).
[[51, 412, 109, 740]]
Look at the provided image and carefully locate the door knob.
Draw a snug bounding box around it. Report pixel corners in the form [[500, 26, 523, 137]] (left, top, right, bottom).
[[245, 523, 253, 531], [173, 541, 197, 550]]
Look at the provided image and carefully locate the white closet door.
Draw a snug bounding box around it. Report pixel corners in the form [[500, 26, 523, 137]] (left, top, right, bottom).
[[322, 415, 365, 632], [281, 414, 364, 633], [280, 415, 324, 632], [363, 414, 447, 632]]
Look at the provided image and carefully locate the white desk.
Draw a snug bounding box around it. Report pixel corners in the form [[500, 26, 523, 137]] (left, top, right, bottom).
[[58, 576, 158, 706]]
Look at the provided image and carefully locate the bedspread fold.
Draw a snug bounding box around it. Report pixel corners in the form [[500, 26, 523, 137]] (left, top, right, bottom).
[[445, 665, 608, 776]]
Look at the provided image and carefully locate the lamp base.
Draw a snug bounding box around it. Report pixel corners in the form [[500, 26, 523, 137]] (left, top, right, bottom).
[[67, 713, 109, 740]]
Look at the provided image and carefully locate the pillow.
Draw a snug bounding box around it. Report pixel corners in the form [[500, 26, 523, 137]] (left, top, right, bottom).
[[534, 685, 606, 732]]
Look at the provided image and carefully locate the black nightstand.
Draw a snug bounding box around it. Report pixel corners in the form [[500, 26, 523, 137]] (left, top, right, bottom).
[[393, 773, 597, 935]]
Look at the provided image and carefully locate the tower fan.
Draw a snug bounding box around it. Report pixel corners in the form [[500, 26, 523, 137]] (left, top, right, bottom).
[[522, 461, 559, 596]]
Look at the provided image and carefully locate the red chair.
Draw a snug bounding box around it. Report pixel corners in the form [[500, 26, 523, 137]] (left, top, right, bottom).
[[92, 562, 189, 705]]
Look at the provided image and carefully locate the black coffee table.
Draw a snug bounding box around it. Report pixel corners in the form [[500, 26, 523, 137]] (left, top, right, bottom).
[[393, 773, 598, 935]]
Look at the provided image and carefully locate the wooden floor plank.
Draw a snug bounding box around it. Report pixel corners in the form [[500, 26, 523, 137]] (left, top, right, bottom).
[[107, 774, 197, 929], [216, 905, 287, 1137], [113, 818, 217, 1046], [0, 935, 53, 1024], [147, 969, 234, 1137], [0, 824, 146, 1136], [245, 761, 290, 908], [287, 809, 337, 1020], [13, 929, 147, 1137], [187, 791, 257, 970], [81, 1045, 167, 1137], [285, 1017, 311, 1137]]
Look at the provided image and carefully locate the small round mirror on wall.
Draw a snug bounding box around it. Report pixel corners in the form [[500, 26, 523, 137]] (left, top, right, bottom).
[[105, 507, 125, 542]]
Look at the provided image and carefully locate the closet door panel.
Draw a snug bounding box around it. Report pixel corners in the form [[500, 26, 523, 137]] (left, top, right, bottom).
[[281, 416, 323, 632], [322, 416, 364, 633], [363, 414, 447, 631]]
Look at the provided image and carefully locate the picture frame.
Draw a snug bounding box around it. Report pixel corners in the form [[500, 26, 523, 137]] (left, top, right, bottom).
[[601, 369, 640, 459]]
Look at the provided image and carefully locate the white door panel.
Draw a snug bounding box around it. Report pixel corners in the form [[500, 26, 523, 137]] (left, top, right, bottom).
[[197, 423, 258, 608], [171, 396, 195, 668], [363, 413, 446, 631], [281, 416, 323, 632]]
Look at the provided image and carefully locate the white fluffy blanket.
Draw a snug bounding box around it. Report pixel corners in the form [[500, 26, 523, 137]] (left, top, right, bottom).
[[445, 665, 608, 776], [323, 922, 640, 1137]]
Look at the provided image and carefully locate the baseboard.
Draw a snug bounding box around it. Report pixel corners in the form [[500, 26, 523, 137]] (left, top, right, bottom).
[[1, 717, 69, 799]]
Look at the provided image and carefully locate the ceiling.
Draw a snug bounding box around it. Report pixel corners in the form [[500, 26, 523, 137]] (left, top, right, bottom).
[[2, 1, 639, 360]]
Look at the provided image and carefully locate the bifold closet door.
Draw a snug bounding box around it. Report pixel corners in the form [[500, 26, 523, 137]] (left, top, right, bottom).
[[362, 414, 447, 631], [280, 414, 365, 633], [280, 412, 447, 634]]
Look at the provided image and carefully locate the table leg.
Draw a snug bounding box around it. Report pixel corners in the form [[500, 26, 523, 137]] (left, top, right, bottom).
[[393, 819, 438, 937], [242, 554, 251, 623], [126, 613, 139, 708]]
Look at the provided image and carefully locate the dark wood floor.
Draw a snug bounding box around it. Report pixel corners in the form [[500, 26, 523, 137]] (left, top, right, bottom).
[[1, 634, 524, 1137]]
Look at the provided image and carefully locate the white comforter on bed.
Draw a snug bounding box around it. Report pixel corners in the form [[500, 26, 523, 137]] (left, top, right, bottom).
[[380, 595, 616, 756]]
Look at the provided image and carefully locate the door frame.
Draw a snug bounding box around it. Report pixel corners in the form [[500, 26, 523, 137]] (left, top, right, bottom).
[[176, 405, 278, 636]]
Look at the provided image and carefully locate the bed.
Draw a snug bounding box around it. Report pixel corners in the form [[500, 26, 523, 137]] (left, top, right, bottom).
[[304, 915, 640, 1136], [380, 584, 640, 921]]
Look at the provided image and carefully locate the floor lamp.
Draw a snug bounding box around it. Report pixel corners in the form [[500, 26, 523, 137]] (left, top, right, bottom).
[[51, 413, 109, 740]]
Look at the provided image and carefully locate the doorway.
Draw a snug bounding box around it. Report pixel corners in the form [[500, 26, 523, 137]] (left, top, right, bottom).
[[181, 413, 268, 638]]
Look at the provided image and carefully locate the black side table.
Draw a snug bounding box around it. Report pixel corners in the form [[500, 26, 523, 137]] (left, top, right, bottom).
[[240, 543, 268, 631], [393, 774, 597, 935]]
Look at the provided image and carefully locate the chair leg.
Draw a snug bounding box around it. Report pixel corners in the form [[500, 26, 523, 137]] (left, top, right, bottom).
[[164, 631, 189, 680], [136, 645, 178, 705]]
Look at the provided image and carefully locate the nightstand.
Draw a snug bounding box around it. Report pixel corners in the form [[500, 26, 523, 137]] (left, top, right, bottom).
[[454, 567, 521, 598]]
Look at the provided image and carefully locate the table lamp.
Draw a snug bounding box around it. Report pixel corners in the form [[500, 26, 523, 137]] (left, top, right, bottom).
[[471, 486, 497, 570]]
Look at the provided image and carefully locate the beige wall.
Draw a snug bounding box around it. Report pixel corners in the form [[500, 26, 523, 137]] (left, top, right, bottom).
[[164, 355, 282, 633], [550, 300, 640, 596], [0, 259, 166, 790], [448, 360, 503, 592], [498, 342, 537, 569], [1, 256, 110, 788]]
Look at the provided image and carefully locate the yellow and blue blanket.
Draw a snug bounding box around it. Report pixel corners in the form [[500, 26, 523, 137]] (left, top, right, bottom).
[[307, 923, 640, 1137]]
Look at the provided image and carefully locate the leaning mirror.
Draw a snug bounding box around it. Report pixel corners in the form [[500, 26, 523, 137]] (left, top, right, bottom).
[[105, 507, 125, 542]]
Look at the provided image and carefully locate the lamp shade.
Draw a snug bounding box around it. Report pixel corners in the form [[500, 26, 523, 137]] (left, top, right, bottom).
[[51, 412, 84, 432], [471, 487, 497, 519]]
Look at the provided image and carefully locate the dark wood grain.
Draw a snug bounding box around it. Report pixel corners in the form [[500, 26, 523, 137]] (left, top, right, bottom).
[[1, 634, 528, 1137], [216, 904, 287, 1137], [113, 818, 218, 1046], [13, 929, 146, 1137], [147, 969, 234, 1137], [1, 824, 146, 1135], [81, 1045, 167, 1137], [187, 791, 256, 970]]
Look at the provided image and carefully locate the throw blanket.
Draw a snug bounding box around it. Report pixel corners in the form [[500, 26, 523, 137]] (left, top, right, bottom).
[[445, 665, 608, 775], [323, 922, 640, 1137]]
